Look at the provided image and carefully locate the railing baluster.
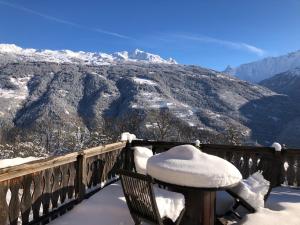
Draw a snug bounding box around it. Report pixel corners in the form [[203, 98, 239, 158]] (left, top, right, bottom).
[[0, 181, 9, 225], [9, 177, 22, 225], [32, 172, 43, 220], [21, 174, 33, 224]]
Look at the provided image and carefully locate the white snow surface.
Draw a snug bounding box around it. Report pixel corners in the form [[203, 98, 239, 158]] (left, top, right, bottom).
[[147, 145, 242, 188], [272, 142, 282, 151], [48, 182, 300, 225], [49, 182, 134, 225], [230, 172, 270, 210], [0, 76, 31, 100], [237, 187, 300, 225], [153, 186, 185, 222], [0, 44, 177, 65], [0, 157, 40, 169], [133, 146, 153, 175], [132, 77, 157, 86], [120, 132, 136, 143]]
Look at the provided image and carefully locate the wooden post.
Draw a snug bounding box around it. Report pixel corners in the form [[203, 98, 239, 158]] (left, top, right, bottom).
[[124, 142, 132, 171], [274, 148, 284, 186], [202, 191, 216, 225], [180, 188, 216, 225], [76, 152, 87, 201]]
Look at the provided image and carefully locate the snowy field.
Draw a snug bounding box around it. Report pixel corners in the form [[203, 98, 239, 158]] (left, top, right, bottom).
[[49, 182, 300, 225]]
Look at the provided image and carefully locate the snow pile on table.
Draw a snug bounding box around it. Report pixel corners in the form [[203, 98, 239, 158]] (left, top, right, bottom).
[[230, 171, 270, 209], [0, 157, 40, 169], [153, 187, 185, 222], [133, 146, 153, 175], [147, 145, 242, 188], [237, 187, 300, 225]]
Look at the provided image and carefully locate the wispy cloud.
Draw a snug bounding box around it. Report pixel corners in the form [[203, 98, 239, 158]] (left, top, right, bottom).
[[0, 0, 132, 40], [174, 34, 266, 56]]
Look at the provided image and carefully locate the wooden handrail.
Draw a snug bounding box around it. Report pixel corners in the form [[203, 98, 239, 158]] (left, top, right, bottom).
[[0, 152, 78, 182], [0, 140, 300, 225], [131, 140, 300, 188], [82, 141, 126, 158], [0, 141, 129, 225], [0, 142, 127, 182]]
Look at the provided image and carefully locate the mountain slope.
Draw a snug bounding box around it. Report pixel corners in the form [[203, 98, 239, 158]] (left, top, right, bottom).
[[259, 68, 300, 147], [0, 44, 300, 146], [0, 60, 298, 146], [260, 68, 300, 100], [225, 50, 300, 83]]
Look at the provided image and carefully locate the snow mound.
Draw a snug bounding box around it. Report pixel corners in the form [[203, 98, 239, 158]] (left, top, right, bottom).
[[120, 132, 136, 143], [0, 157, 40, 169], [147, 145, 242, 188], [230, 171, 270, 210], [239, 187, 300, 225], [133, 146, 153, 175], [153, 187, 185, 222], [272, 142, 282, 151]]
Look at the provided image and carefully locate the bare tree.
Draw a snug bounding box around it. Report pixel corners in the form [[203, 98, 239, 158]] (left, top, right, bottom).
[[145, 108, 178, 140], [103, 111, 144, 142]]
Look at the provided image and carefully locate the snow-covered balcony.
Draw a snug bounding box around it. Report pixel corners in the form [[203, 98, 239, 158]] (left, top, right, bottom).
[[0, 140, 299, 225], [48, 182, 300, 225]]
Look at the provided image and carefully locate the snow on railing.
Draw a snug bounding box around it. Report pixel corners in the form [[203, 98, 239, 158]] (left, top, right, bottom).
[[130, 140, 300, 188], [0, 142, 128, 225], [1, 139, 300, 225]]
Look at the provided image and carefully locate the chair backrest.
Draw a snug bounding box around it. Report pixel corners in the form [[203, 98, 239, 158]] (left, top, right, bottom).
[[118, 169, 163, 225], [257, 154, 282, 200]]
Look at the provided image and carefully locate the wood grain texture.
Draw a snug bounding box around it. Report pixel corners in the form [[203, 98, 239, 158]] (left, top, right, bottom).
[[9, 177, 22, 225], [0, 181, 9, 225], [21, 174, 33, 224], [0, 142, 126, 225], [32, 172, 43, 220]]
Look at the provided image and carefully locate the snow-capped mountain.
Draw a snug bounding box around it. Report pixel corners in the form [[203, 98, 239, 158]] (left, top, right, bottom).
[[0, 44, 177, 65], [1, 43, 300, 147], [225, 50, 300, 83]]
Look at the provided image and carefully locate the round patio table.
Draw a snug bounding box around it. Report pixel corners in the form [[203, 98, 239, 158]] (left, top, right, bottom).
[[146, 145, 242, 225]]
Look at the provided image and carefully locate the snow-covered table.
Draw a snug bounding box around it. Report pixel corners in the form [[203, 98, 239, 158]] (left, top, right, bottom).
[[147, 145, 242, 225]]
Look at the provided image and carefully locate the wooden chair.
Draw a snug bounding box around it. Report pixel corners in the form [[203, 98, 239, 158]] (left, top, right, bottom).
[[118, 169, 185, 225], [223, 154, 282, 219]]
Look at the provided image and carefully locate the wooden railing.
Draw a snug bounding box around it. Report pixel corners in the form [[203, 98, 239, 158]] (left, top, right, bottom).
[[0, 142, 127, 225], [0, 140, 299, 225], [130, 140, 300, 188]]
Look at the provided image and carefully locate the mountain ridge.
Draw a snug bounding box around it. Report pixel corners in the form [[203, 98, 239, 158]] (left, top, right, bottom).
[[0, 60, 298, 147], [0, 44, 177, 65], [224, 50, 300, 83], [0, 44, 300, 147]]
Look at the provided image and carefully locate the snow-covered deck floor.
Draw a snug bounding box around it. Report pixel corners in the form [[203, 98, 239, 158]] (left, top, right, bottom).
[[49, 182, 300, 225]]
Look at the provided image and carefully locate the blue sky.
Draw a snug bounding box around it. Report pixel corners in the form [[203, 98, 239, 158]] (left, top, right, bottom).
[[0, 0, 300, 70]]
